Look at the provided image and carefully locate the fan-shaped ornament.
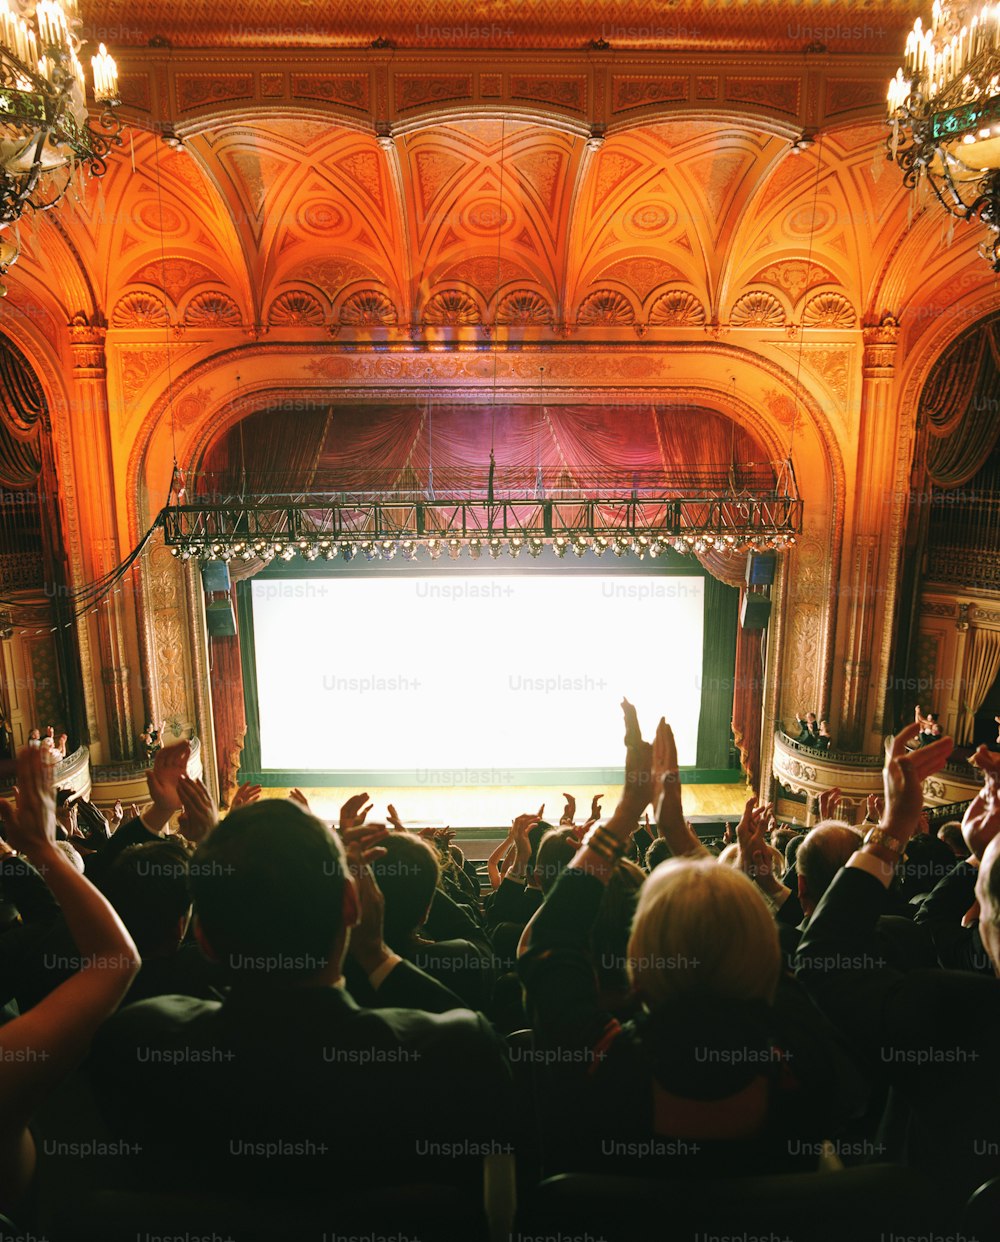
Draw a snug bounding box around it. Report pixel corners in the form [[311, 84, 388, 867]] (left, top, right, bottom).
[[339, 289, 399, 326], [730, 291, 785, 327], [495, 289, 554, 325], [801, 292, 857, 328], [111, 292, 169, 328], [184, 292, 242, 327], [422, 290, 481, 325], [647, 289, 707, 327], [577, 289, 636, 326], [268, 290, 326, 327]]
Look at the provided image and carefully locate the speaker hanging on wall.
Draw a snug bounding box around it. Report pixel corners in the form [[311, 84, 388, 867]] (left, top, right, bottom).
[[201, 560, 232, 593], [205, 598, 237, 638], [740, 594, 771, 631], [745, 552, 776, 587]]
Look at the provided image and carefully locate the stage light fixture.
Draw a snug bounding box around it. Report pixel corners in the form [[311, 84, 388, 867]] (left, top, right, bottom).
[[571, 536, 588, 557], [592, 536, 608, 557], [553, 537, 569, 559], [467, 538, 483, 560], [401, 540, 419, 561], [447, 538, 462, 560], [526, 538, 544, 558], [338, 545, 354, 562], [302, 545, 320, 561], [380, 540, 397, 560], [426, 539, 443, 560], [612, 537, 630, 557], [488, 537, 504, 559], [692, 538, 707, 554], [508, 537, 524, 559]]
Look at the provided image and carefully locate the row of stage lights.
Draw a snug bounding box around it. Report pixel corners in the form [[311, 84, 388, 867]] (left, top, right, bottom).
[[169, 532, 797, 563]]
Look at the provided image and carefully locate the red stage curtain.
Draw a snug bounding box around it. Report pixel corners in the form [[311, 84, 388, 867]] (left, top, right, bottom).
[[731, 591, 765, 793]]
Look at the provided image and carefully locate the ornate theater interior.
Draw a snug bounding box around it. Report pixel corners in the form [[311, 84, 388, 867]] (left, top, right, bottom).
[[2, 1, 1000, 1239]]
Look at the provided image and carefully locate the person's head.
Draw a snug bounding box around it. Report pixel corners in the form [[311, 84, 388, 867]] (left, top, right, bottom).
[[28, 728, 39, 741], [628, 858, 781, 1009], [189, 800, 354, 984], [53, 840, 84, 873], [770, 826, 798, 857], [818, 719, 831, 735], [101, 839, 193, 957], [899, 832, 955, 898], [644, 837, 672, 871], [929, 720, 942, 736], [936, 820, 969, 860], [447, 843, 466, 870], [804, 712, 816, 724], [534, 826, 579, 894], [796, 824, 862, 918], [55, 789, 78, 835], [975, 836, 1000, 975], [369, 832, 440, 947], [784, 832, 805, 872]]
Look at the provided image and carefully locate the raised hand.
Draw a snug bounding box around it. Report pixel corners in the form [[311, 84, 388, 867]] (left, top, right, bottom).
[[650, 716, 701, 855], [736, 795, 779, 894], [176, 775, 219, 844], [111, 799, 124, 827], [560, 793, 576, 825], [289, 788, 312, 813], [881, 723, 953, 842], [231, 781, 262, 810], [0, 746, 57, 859], [590, 794, 603, 822], [341, 821, 391, 974], [961, 748, 1000, 861], [386, 803, 405, 832], [339, 792, 372, 831], [818, 786, 842, 822], [145, 740, 192, 832], [865, 793, 884, 823]]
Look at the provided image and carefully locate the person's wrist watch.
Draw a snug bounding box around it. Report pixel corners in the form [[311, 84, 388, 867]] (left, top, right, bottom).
[[863, 826, 904, 857]]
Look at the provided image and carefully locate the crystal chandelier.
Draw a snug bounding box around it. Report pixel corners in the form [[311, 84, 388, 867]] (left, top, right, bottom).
[[0, 0, 121, 293], [888, 0, 1000, 268]]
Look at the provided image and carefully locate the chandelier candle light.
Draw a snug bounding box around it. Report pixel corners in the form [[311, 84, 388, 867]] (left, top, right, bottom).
[[0, 0, 120, 293], [888, 0, 1000, 267]]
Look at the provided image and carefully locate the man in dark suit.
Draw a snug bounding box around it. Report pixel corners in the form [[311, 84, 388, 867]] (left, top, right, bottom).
[[795, 725, 1000, 1207], [89, 787, 512, 1197]]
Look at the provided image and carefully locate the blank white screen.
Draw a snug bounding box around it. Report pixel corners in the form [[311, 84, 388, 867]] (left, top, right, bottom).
[[252, 574, 705, 772]]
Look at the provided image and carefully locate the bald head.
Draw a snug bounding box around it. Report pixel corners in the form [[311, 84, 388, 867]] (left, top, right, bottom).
[[797, 824, 862, 917]]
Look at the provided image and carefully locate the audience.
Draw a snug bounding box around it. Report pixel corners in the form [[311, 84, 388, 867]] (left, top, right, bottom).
[[0, 694, 996, 1239]]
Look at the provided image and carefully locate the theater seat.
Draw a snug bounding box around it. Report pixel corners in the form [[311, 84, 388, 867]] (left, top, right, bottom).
[[521, 1165, 944, 1242], [62, 1184, 489, 1242], [965, 1176, 1000, 1242]]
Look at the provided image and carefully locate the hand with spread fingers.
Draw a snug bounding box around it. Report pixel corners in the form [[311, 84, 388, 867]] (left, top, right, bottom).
[[231, 782, 262, 811], [961, 747, 1000, 862], [818, 786, 842, 822], [879, 723, 954, 847], [339, 792, 371, 831], [145, 741, 192, 834], [176, 775, 219, 845], [649, 713, 704, 858], [736, 795, 782, 899]]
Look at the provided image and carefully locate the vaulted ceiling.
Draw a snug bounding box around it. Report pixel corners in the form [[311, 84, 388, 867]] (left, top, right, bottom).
[[12, 109, 981, 349]]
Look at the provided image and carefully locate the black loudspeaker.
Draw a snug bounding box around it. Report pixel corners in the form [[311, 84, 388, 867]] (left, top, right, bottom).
[[746, 552, 776, 587], [201, 560, 232, 593], [205, 598, 237, 638], [741, 594, 772, 631]]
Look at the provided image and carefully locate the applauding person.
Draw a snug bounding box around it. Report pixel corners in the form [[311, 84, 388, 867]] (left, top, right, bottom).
[[518, 700, 858, 1179]]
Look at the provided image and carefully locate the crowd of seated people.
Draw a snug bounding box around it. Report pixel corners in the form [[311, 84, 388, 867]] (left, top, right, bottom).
[[0, 702, 996, 1240]]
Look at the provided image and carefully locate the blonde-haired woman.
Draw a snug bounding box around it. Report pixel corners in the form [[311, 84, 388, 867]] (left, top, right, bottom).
[[518, 700, 860, 1178]]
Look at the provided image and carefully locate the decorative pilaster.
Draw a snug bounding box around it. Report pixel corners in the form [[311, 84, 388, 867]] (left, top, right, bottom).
[[837, 315, 900, 749], [67, 312, 137, 762]]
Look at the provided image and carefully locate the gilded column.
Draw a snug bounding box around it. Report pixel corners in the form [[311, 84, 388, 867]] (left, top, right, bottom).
[[837, 315, 902, 750], [67, 313, 137, 762]]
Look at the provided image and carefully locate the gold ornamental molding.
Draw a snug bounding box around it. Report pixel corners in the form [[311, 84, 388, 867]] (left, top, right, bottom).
[[113, 47, 898, 136], [772, 729, 982, 810]]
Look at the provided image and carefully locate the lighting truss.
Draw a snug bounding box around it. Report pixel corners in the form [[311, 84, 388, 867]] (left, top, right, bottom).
[[161, 466, 802, 563]]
